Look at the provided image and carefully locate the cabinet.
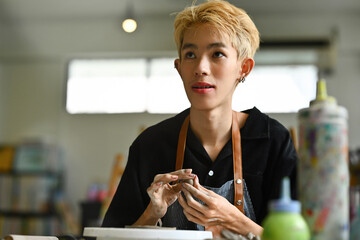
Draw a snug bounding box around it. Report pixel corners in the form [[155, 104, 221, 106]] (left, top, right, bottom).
[[0, 170, 64, 237], [0, 142, 65, 237]]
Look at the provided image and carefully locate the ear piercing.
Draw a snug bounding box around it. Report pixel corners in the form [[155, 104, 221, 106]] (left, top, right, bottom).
[[238, 73, 246, 83]]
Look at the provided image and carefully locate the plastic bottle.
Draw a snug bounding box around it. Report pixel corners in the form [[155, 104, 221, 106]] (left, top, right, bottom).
[[298, 79, 349, 240], [261, 177, 310, 240]]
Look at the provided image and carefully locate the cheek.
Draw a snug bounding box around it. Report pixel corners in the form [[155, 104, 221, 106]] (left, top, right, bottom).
[[180, 66, 192, 80], [214, 66, 238, 80]]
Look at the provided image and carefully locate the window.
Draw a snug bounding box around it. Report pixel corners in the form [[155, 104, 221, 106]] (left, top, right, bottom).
[[66, 58, 317, 114], [67, 59, 148, 113], [147, 58, 189, 113], [233, 65, 317, 113]]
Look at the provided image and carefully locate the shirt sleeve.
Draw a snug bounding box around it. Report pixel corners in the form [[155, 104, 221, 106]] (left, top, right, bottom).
[[259, 121, 298, 223], [273, 127, 298, 200], [102, 143, 148, 227]]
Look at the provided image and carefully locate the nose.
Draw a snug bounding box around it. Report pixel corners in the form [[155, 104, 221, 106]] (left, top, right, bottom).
[[194, 56, 210, 76]]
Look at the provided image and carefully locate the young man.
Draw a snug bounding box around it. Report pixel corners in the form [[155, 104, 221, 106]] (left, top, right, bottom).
[[102, 0, 297, 237]]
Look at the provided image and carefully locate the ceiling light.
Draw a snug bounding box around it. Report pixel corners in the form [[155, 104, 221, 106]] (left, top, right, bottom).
[[122, 18, 137, 33], [122, 2, 137, 33]]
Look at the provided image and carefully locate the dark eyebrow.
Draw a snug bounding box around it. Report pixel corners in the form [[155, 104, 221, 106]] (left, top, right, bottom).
[[181, 42, 227, 51]]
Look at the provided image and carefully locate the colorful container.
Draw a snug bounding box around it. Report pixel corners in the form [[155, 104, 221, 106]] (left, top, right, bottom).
[[298, 79, 349, 240]]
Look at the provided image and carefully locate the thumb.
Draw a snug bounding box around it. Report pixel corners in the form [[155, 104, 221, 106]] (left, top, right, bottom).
[[193, 175, 211, 193], [193, 175, 201, 188]]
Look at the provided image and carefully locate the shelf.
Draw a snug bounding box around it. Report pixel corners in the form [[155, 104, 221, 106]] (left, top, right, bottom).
[[0, 210, 56, 218], [0, 142, 66, 236], [0, 170, 61, 177]]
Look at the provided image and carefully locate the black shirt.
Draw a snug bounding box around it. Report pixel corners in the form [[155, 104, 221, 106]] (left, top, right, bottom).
[[102, 107, 298, 227]]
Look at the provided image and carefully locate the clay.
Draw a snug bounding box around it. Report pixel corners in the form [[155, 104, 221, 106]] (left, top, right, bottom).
[[183, 179, 194, 186]]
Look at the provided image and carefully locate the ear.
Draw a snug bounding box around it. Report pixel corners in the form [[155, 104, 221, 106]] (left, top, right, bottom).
[[174, 59, 181, 76], [240, 58, 255, 77]]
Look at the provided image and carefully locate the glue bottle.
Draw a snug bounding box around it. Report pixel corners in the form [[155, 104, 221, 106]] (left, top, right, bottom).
[[298, 79, 349, 240], [261, 177, 310, 240]]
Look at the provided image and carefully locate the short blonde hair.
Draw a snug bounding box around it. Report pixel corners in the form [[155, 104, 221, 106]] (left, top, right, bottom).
[[174, 0, 260, 60]]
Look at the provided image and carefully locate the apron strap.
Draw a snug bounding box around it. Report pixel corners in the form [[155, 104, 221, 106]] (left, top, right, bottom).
[[232, 111, 244, 213], [176, 115, 190, 171], [175, 112, 244, 213]]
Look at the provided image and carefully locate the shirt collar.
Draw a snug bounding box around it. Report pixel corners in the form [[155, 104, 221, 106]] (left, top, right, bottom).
[[241, 107, 269, 139], [182, 106, 269, 141], [183, 107, 269, 164]]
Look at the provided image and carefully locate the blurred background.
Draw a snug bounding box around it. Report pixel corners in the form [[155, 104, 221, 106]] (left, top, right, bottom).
[[0, 0, 360, 237]]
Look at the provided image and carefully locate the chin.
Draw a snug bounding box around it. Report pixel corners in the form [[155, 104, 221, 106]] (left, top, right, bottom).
[[190, 103, 217, 112]]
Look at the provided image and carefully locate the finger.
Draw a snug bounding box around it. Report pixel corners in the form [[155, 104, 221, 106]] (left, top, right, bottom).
[[147, 181, 164, 197], [179, 192, 221, 226], [178, 190, 204, 217], [168, 169, 195, 189], [178, 192, 188, 208], [192, 175, 209, 192], [169, 168, 193, 177], [182, 204, 222, 227], [182, 187, 208, 212], [177, 168, 193, 174], [182, 205, 207, 226], [153, 169, 194, 184], [183, 202, 222, 227], [153, 173, 179, 184], [193, 174, 201, 188], [174, 169, 195, 182], [182, 182, 215, 206]]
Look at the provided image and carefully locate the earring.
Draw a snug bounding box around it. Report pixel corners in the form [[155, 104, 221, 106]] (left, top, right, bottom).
[[238, 73, 246, 83], [239, 77, 246, 83]]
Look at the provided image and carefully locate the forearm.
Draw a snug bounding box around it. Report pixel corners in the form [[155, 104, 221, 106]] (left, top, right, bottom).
[[132, 202, 160, 226]]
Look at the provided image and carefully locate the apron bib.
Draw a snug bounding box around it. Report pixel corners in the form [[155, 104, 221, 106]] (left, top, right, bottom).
[[162, 111, 256, 229]]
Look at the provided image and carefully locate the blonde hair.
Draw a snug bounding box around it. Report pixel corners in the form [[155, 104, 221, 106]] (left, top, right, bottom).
[[174, 0, 260, 60]]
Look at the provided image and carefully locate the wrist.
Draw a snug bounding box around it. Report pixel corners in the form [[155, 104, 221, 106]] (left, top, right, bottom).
[[133, 202, 161, 226], [222, 209, 263, 236]]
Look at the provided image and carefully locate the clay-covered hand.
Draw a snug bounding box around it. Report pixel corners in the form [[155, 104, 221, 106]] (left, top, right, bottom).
[[178, 175, 249, 237], [146, 168, 195, 219]]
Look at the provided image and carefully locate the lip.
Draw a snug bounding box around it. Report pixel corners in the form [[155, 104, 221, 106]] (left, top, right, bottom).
[[191, 82, 215, 94]]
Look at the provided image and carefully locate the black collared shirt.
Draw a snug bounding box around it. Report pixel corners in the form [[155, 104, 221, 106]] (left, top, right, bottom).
[[102, 107, 298, 227]]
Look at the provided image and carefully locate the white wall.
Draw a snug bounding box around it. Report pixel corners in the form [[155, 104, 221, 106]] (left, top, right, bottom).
[[1, 11, 360, 224]]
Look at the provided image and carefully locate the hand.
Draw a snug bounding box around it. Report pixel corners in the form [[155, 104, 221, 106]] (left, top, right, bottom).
[[146, 169, 195, 219], [178, 175, 260, 236]]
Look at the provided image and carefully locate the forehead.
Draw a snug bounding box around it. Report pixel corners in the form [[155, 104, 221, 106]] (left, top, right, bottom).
[[182, 23, 231, 47]]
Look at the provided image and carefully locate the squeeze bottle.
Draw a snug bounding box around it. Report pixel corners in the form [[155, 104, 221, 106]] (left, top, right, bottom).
[[298, 79, 349, 240], [261, 177, 310, 240]]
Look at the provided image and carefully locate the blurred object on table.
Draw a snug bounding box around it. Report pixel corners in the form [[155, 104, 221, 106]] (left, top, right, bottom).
[[350, 147, 360, 222]]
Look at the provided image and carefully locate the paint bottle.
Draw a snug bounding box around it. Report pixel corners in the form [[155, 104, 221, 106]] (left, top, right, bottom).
[[298, 79, 349, 240], [261, 177, 310, 240]]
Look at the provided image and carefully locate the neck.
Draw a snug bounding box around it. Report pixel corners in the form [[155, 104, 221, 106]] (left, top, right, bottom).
[[189, 107, 233, 161]]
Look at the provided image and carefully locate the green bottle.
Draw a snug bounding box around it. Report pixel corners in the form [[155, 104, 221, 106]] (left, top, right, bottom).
[[261, 177, 310, 240]]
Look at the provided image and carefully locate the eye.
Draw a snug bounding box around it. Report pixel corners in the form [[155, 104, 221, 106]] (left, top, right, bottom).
[[184, 51, 195, 59], [213, 51, 225, 58]]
